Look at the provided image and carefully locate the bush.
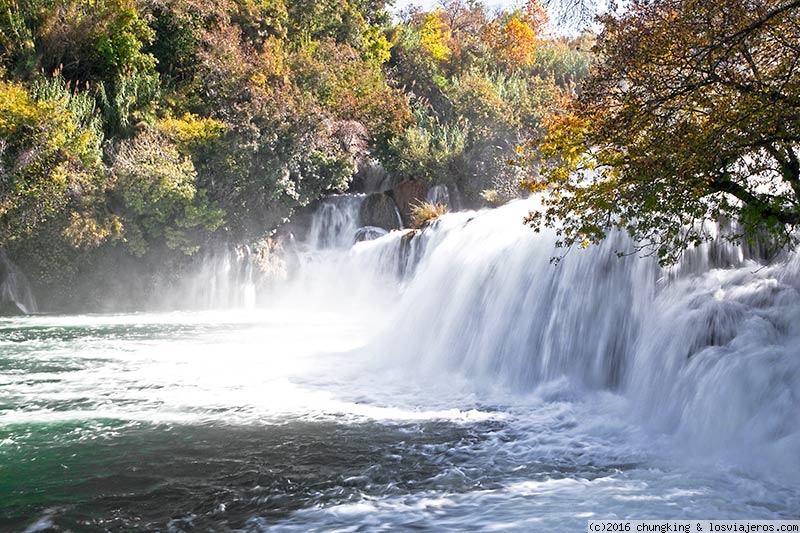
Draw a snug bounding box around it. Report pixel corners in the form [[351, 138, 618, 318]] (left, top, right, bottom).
[[0, 77, 105, 245], [111, 131, 224, 255], [409, 201, 448, 228]]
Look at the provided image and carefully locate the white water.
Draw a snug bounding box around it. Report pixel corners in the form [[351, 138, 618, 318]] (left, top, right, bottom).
[[274, 195, 800, 480], [182, 244, 258, 309], [281, 196, 800, 474], [3, 196, 800, 530], [307, 194, 365, 249]]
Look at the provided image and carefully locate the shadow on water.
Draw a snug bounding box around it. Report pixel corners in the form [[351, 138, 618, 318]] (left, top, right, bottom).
[[0, 418, 633, 532]]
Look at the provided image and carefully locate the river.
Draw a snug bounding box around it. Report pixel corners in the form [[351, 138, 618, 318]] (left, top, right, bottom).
[[1, 198, 798, 531]]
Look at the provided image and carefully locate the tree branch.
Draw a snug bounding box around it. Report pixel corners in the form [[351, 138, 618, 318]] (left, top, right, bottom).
[[709, 173, 800, 225]]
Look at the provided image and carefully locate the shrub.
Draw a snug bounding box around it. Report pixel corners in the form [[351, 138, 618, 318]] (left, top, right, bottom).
[[385, 105, 467, 185], [409, 201, 448, 228], [111, 131, 224, 255], [0, 77, 105, 245]]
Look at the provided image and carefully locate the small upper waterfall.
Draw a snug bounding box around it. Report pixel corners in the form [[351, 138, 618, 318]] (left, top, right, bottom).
[[307, 195, 365, 249], [425, 183, 461, 210], [0, 250, 37, 314], [186, 245, 258, 309]]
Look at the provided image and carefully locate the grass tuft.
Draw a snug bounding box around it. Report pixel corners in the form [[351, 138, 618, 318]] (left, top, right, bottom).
[[409, 201, 449, 229]]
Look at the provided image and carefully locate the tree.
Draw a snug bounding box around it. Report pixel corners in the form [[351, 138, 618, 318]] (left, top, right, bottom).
[[481, 1, 547, 72], [419, 10, 453, 62], [111, 130, 224, 255], [528, 0, 800, 264]]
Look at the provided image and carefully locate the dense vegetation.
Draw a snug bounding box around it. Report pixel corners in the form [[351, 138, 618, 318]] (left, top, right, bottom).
[[0, 0, 586, 307], [529, 0, 800, 265]]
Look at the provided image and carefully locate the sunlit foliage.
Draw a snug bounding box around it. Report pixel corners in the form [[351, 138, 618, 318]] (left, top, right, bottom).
[[420, 10, 453, 62], [0, 76, 105, 245], [409, 200, 449, 228], [387, 0, 583, 203], [528, 0, 800, 264]]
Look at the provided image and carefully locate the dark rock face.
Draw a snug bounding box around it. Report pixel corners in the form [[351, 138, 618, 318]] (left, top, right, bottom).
[[277, 203, 316, 243], [354, 226, 388, 243], [389, 180, 428, 227], [426, 183, 463, 211], [359, 193, 401, 231], [0, 250, 36, 315], [0, 299, 26, 316]]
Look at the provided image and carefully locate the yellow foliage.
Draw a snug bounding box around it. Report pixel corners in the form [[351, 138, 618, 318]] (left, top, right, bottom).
[[0, 78, 106, 244], [250, 71, 268, 86], [62, 211, 123, 249], [520, 178, 547, 193], [483, 12, 542, 71], [157, 113, 225, 155], [0, 81, 38, 132], [540, 109, 589, 164], [420, 11, 452, 62], [500, 16, 538, 68], [364, 24, 392, 65]]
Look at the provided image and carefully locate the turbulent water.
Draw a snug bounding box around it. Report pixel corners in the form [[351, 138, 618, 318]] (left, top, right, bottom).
[[2, 198, 799, 532]]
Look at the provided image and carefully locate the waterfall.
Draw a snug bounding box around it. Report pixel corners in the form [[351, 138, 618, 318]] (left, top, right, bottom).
[[626, 258, 800, 458], [0, 250, 37, 314], [299, 197, 800, 468], [139, 194, 367, 310], [179, 244, 259, 309], [367, 200, 657, 390], [425, 183, 461, 210], [33, 182, 791, 466], [307, 194, 365, 249]]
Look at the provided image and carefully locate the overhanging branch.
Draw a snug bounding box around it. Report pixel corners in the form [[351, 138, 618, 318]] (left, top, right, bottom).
[[709, 173, 800, 225]]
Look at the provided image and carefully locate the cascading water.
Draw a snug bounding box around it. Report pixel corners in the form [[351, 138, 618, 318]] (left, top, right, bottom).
[[627, 259, 800, 465], [149, 194, 377, 311], [352, 199, 800, 471], [282, 195, 800, 472], [2, 196, 799, 532], [306, 194, 365, 249], [372, 204, 656, 391], [0, 250, 37, 314], [425, 183, 462, 210], [177, 244, 259, 309]]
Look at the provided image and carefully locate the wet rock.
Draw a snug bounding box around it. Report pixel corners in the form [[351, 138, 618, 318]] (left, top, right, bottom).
[[278, 203, 315, 243], [354, 226, 388, 243], [359, 193, 401, 231], [426, 183, 463, 211], [389, 180, 428, 226]]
